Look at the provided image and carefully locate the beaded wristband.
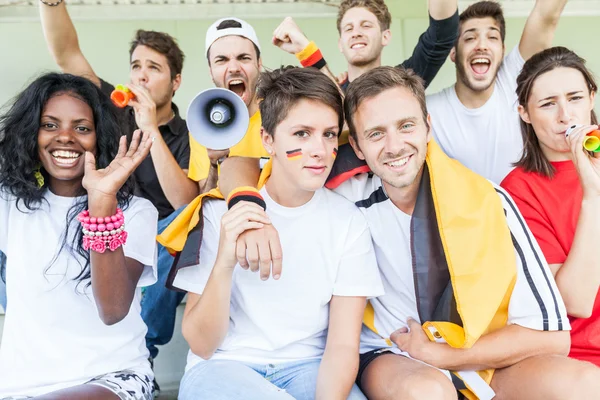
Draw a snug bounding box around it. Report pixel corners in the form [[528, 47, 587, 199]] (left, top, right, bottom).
[[39, 0, 64, 6], [296, 41, 327, 70], [78, 208, 124, 232], [78, 209, 128, 253], [226, 186, 266, 211], [83, 229, 128, 253]]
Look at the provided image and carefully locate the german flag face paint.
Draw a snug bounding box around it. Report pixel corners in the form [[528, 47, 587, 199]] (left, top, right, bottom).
[[332, 148, 338, 160], [286, 148, 303, 161]]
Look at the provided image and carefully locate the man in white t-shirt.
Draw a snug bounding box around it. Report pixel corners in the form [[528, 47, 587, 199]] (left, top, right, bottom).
[[427, 0, 567, 183], [336, 66, 600, 400], [172, 67, 383, 400]]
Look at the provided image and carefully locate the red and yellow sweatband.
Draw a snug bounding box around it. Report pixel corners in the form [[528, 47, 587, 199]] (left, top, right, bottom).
[[226, 186, 266, 211], [296, 41, 327, 70]]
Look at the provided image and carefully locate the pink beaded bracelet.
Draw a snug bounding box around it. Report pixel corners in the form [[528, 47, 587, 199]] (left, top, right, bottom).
[[83, 230, 128, 253], [78, 209, 124, 233], [78, 209, 127, 253]]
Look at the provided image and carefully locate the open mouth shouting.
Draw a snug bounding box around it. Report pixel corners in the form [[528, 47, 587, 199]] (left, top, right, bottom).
[[470, 56, 491, 76], [50, 149, 83, 168], [227, 78, 247, 102]]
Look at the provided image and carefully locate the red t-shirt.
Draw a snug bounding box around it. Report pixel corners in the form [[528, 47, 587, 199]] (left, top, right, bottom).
[[501, 161, 600, 365]]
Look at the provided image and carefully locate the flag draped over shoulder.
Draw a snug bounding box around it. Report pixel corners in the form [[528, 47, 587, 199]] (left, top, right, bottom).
[[328, 140, 517, 400]]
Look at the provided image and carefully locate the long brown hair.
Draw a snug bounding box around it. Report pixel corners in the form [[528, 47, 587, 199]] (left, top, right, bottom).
[[515, 46, 598, 178]]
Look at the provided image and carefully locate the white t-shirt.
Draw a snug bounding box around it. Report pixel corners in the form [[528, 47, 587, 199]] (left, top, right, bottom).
[[0, 189, 158, 398], [334, 174, 570, 354], [426, 47, 525, 184], [174, 186, 384, 370]]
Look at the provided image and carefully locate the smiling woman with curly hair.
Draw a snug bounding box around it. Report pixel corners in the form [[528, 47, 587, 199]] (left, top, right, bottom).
[[0, 72, 159, 400]]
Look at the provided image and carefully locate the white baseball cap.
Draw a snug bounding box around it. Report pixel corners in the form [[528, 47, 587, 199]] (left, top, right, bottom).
[[205, 17, 261, 58]]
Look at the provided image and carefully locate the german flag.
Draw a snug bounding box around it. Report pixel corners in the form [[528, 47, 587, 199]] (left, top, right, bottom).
[[286, 148, 302, 160], [332, 148, 338, 160]]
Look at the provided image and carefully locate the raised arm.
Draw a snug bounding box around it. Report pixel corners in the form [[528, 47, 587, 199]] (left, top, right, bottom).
[[84, 131, 153, 325], [125, 84, 199, 208], [39, 1, 99, 86], [272, 17, 343, 94], [519, 0, 567, 61], [401, 0, 459, 88], [429, 0, 458, 20]]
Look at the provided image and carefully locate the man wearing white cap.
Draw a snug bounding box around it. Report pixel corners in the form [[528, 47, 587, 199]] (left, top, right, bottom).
[[188, 17, 270, 194]]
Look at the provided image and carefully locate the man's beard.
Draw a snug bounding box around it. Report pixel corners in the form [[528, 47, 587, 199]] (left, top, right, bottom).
[[349, 47, 379, 68], [456, 49, 503, 93], [155, 85, 175, 110]]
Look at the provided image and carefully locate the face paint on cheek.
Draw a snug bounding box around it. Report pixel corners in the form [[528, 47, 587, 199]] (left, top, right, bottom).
[[286, 148, 303, 161], [332, 148, 338, 160]]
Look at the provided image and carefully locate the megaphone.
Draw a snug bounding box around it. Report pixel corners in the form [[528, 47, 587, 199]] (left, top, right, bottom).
[[186, 88, 250, 150]]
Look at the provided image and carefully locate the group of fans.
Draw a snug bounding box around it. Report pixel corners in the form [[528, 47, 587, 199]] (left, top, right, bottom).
[[1, 0, 600, 399]]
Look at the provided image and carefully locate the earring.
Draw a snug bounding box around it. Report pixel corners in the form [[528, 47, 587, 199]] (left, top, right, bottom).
[[34, 165, 44, 188]]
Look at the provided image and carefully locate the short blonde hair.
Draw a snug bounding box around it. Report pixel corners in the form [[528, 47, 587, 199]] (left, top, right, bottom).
[[337, 0, 392, 33]]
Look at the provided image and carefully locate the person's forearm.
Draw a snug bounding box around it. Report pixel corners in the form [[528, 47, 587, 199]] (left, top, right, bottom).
[[182, 263, 234, 359], [40, 2, 78, 66], [533, 0, 567, 24], [431, 325, 570, 371], [429, 0, 457, 20], [88, 195, 141, 325], [520, 0, 566, 59], [401, 2, 458, 89], [149, 133, 198, 208], [293, 40, 344, 96], [316, 345, 359, 400], [319, 64, 345, 97], [39, 1, 98, 85], [554, 198, 600, 317], [218, 157, 261, 198], [199, 165, 219, 194]]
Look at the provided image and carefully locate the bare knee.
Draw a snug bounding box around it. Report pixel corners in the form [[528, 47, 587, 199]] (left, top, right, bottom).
[[388, 371, 457, 400], [494, 355, 600, 400], [561, 360, 600, 399]]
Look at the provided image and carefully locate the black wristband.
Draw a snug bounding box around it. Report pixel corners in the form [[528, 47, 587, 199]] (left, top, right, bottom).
[[227, 187, 267, 211], [228, 195, 266, 211]]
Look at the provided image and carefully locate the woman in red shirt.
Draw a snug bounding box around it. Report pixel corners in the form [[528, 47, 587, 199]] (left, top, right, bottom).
[[501, 46, 600, 366]]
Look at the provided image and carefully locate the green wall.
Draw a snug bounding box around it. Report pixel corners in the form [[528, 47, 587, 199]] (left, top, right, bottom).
[[0, 13, 597, 116]]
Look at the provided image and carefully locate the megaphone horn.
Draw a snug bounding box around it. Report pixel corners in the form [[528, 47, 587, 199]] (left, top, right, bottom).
[[186, 88, 250, 150]]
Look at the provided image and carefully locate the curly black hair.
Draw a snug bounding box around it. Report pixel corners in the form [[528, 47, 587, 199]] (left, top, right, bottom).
[[0, 73, 135, 286]]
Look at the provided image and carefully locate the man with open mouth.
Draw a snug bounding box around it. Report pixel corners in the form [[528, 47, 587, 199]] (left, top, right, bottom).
[[187, 17, 270, 195], [426, 0, 567, 184]]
